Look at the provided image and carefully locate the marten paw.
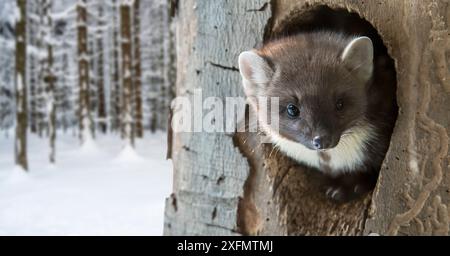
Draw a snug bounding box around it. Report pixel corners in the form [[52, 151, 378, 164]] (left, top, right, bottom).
[[323, 172, 377, 203], [324, 184, 369, 203], [325, 185, 347, 202]]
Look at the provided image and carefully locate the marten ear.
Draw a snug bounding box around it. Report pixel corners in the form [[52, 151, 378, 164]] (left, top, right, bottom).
[[341, 36, 374, 82], [238, 51, 273, 96]]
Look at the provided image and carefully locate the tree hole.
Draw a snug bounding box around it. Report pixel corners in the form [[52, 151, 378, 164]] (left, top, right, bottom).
[[236, 4, 398, 235], [270, 4, 397, 198]]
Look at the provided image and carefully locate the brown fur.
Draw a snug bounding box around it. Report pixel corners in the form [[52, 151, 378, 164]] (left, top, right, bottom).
[[240, 31, 397, 202]]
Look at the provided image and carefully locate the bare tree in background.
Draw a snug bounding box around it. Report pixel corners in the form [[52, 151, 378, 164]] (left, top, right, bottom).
[[120, 0, 134, 146], [162, 0, 176, 129], [15, 0, 28, 171], [27, 1, 40, 135], [41, 0, 57, 163], [96, 1, 107, 134], [110, 0, 122, 133], [77, 0, 93, 144], [133, 0, 143, 138], [36, 1, 50, 137]]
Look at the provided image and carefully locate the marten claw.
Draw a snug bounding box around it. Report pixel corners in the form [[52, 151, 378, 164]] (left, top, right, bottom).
[[325, 186, 345, 202], [325, 184, 367, 203]]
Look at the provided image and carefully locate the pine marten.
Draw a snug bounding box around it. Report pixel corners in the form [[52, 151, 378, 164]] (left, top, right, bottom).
[[238, 31, 397, 202]]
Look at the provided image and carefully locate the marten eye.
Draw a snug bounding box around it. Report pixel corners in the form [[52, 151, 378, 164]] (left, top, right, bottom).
[[336, 99, 344, 111], [286, 103, 300, 118]]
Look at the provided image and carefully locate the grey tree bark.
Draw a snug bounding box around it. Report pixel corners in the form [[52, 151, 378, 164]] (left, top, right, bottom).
[[27, 0, 40, 135], [41, 0, 57, 163], [120, 0, 135, 146], [35, 1, 47, 137], [15, 0, 28, 171], [133, 0, 143, 138], [164, 0, 450, 236], [77, 0, 93, 144], [110, 0, 122, 133], [164, 1, 176, 120], [164, 0, 271, 236], [96, 1, 107, 134]]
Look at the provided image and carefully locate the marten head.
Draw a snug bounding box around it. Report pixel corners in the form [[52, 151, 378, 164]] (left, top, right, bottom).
[[238, 32, 374, 151]]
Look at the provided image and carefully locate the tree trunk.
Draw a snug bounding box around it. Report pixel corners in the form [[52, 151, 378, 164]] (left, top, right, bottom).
[[15, 0, 28, 171], [59, 49, 71, 133], [120, 1, 135, 146], [110, 0, 122, 133], [36, 1, 46, 137], [133, 0, 143, 138], [29, 55, 38, 134], [145, 0, 166, 133], [77, 0, 93, 144], [164, 0, 270, 235], [88, 39, 97, 137], [46, 40, 56, 164], [166, 2, 176, 107], [28, 1, 39, 134], [96, 2, 107, 134], [41, 0, 57, 163], [164, 0, 450, 236], [158, 0, 173, 132]]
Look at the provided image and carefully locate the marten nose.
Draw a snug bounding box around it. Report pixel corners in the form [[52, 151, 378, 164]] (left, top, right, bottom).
[[312, 135, 331, 150]]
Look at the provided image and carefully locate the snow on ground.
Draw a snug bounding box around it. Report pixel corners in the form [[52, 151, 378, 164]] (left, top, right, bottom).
[[0, 131, 173, 235]]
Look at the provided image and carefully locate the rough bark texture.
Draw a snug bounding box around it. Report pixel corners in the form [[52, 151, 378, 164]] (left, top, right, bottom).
[[96, 2, 107, 134], [77, 0, 93, 143], [120, 2, 135, 146], [28, 1, 40, 134], [36, 0, 47, 137], [133, 0, 143, 138], [165, 0, 450, 236], [166, 3, 176, 108], [164, 0, 271, 236], [111, 0, 122, 133], [42, 0, 56, 163], [15, 0, 28, 171]]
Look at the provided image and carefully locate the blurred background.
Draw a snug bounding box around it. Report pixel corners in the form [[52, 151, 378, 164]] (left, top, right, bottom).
[[0, 0, 174, 235]]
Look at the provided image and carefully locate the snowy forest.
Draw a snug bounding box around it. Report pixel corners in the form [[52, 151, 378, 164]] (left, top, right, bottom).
[[0, 0, 174, 235], [0, 0, 174, 169]]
